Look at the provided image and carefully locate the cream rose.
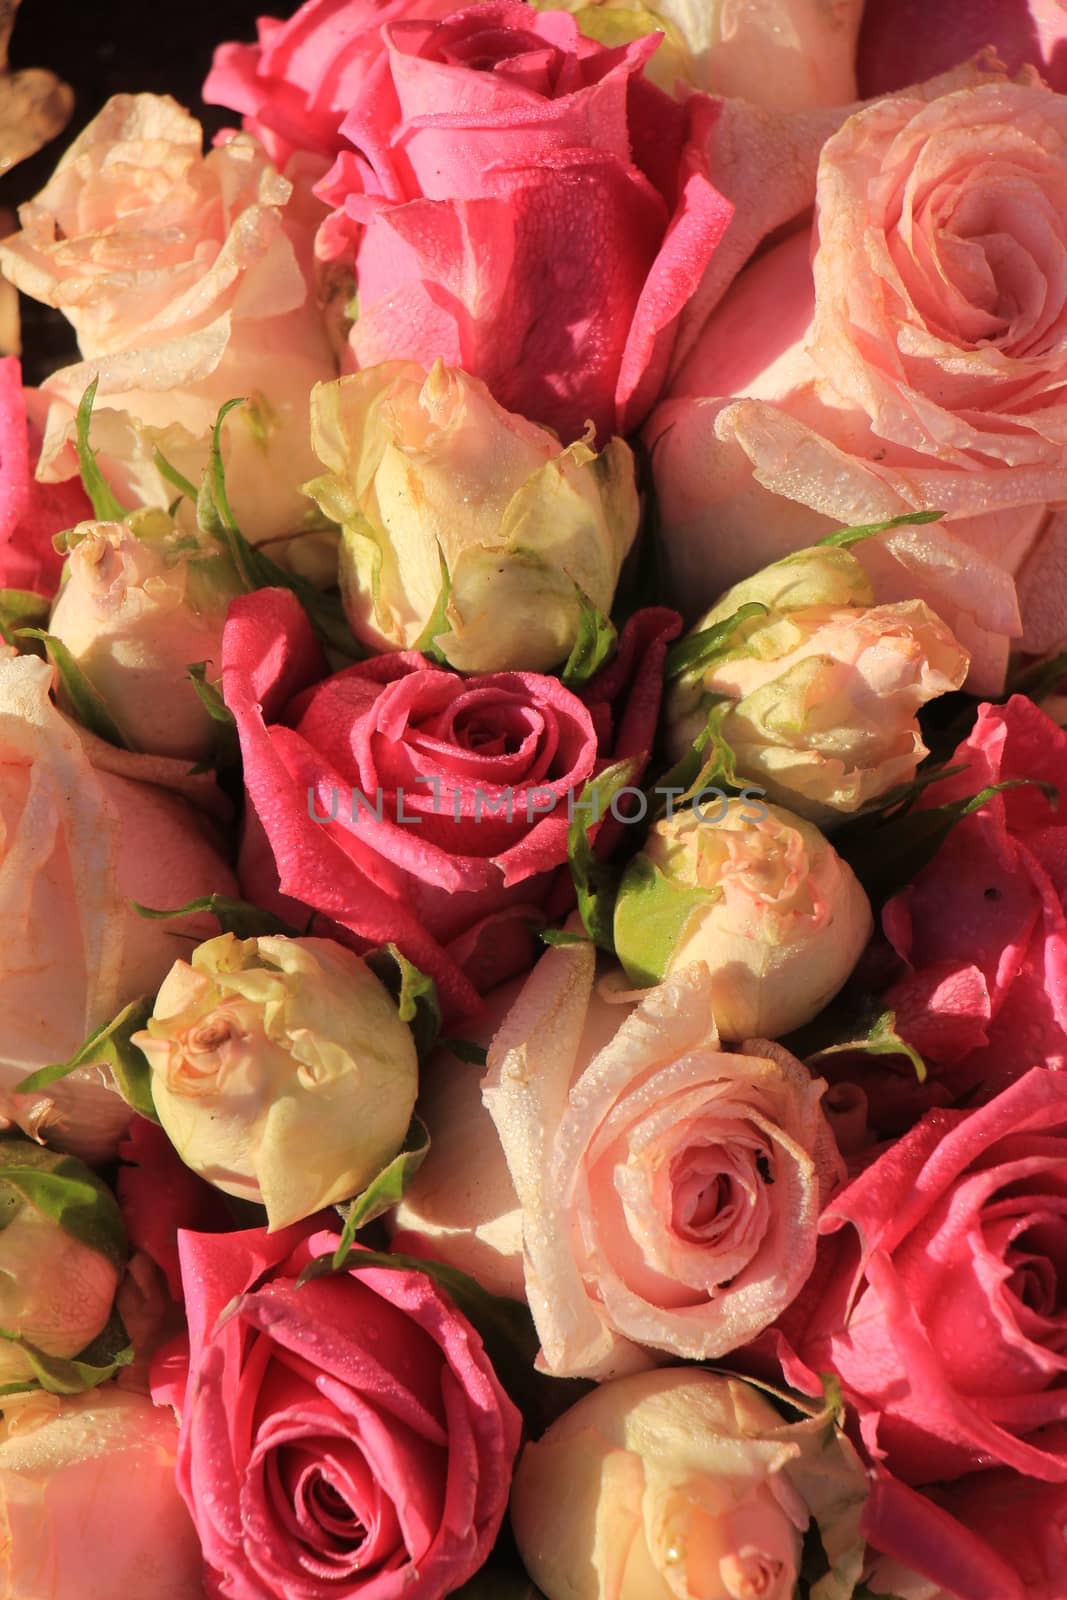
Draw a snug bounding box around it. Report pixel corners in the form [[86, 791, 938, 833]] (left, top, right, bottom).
[[0, 1387, 202, 1600], [614, 801, 872, 1039], [481, 943, 843, 1378], [649, 73, 1067, 693], [48, 519, 241, 761], [133, 932, 419, 1230], [0, 92, 337, 545], [0, 654, 237, 1160], [306, 362, 639, 673], [666, 545, 969, 820]]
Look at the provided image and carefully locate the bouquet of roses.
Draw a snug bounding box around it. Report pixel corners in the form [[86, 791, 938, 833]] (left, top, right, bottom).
[[1, 0, 1067, 1595]]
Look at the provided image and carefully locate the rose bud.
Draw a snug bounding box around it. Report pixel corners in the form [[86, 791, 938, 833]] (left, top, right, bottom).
[[614, 800, 872, 1040], [0, 1139, 124, 1385], [0, 1387, 201, 1599], [133, 932, 419, 1230], [306, 361, 639, 673], [512, 1370, 816, 1600], [666, 545, 969, 822], [48, 519, 241, 761]]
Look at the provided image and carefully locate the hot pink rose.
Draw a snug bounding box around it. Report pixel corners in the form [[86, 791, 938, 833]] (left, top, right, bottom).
[[0, 357, 90, 598], [154, 1221, 521, 1599], [881, 695, 1067, 1106], [778, 1069, 1067, 1487], [117, 1118, 232, 1302], [222, 588, 678, 1020], [314, 1, 732, 444], [858, 0, 1067, 98]]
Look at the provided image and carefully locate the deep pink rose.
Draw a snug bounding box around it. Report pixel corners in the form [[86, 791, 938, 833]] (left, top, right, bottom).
[[222, 588, 678, 1020], [882, 695, 1067, 1104], [203, 0, 459, 167], [153, 1221, 521, 1599], [117, 1118, 232, 1302], [858, 0, 1067, 98], [0, 357, 90, 598], [314, 1, 732, 444], [777, 1069, 1067, 1487]]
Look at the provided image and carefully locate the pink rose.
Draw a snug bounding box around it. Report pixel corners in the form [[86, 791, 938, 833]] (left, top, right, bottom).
[[777, 1068, 1067, 1486], [881, 695, 1067, 1106], [482, 942, 844, 1379], [858, 0, 1067, 98], [0, 357, 90, 599], [155, 1221, 521, 1599], [117, 1118, 232, 1302], [649, 69, 1067, 692], [314, 2, 732, 444], [223, 588, 677, 1020], [203, 0, 460, 167]]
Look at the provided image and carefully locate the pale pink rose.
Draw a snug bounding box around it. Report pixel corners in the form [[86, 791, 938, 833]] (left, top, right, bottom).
[[858, 0, 1067, 98], [649, 73, 1067, 693], [0, 94, 337, 545], [0, 1388, 202, 1600], [481, 943, 843, 1378], [0, 654, 237, 1161]]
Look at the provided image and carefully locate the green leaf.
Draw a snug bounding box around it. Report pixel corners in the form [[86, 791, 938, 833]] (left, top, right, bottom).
[[412, 547, 452, 666], [438, 1038, 489, 1066], [0, 1306, 133, 1396], [17, 996, 158, 1123], [132, 894, 304, 941], [0, 1154, 127, 1272], [327, 1117, 431, 1269], [152, 447, 199, 506], [561, 587, 617, 687], [807, 1008, 927, 1084], [17, 630, 129, 748], [664, 601, 767, 682], [365, 944, 442, 1060], [568, 755, 643, 950], [817, 507, 944, 550], [75, 378, 129, 522]]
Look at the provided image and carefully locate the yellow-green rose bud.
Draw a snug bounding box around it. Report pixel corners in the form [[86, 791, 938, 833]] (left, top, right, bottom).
[[133, 933, 419, 1231], [0, 1139, 125, 1386], [306, 360, 639, 673], [614, 800, 872, 1039], [48, 520, 241, 761], [666, 546, 969, 823]]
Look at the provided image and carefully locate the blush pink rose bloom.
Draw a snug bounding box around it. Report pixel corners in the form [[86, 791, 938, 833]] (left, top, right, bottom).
[[0, 94, 337, 546], [858, 0, 1067, 98], [153, 1220, 521, 1599], [481, 942, 844, 1379], [0, 357, 90, 599], [776, 1068, 1067, 1488], [649, 71, 1067, 693], [223, 587, 678, 1021], [314, 1, 733, 444], [0, 653, 237, 1161]]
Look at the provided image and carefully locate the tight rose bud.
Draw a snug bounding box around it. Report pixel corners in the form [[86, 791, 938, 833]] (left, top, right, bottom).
[[0, 1140, 124, 1385], [512, 1371, 811, 1600], [614, 800, 872, 1039], [666, 546, 969, 822], [306, 361, 639, 673], [48, 520, 241, 761], [133, 933, 419, 1230]]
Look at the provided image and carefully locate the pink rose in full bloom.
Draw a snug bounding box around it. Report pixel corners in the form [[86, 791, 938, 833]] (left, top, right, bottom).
[[223, 587, 678, 1020], [858, 0, 1067, 98], [153, 1221, 521, 1599], [777, 1069, 1067, 1487], [649, 70, 1067, 692], [881, 695, 1067, 1106], [0, 357, 90, 599], [314, 1, 733, 444], [481, 942, 844, 1378]]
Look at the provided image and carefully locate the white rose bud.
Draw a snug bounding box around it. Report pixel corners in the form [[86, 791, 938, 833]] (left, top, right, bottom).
[[133, 933, 419, 1231], [666, 545, 969, 823], [614, 800, 872, 1039], [0, 1139, 124, 1386], [306, 360, 639, 673], [48, 519, 241, 761]]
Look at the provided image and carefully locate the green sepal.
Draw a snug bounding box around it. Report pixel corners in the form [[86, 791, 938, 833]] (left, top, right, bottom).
[[817, 507, 944, 550], [560, 587, 617, 688], [17, 996, 157, 1123], [539, 928, 592, 948], [132, 894, 305, 941], [412, 547, 452, 666], [0, 590, 50, 647], [325, 1116, 431, 1269], [75, 378, 129, 522], [806, 1007, 927, 1084], [1006, 648, 1067, 706], [649, 698, 743, 821], [568, 755, 643, 950], [152, 447, 199, 507], [365, 944, 442, 1060], [186, 661, 240, 769], [664, 601, 767, 683], [438, 1038, 489, 1066], [452, 1574, 545, 1599], [17, 629, 129, 748], [0, 1306, 133, 1397], [0, 1149, 127, 1272], [613, 853, 718, 989]]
